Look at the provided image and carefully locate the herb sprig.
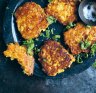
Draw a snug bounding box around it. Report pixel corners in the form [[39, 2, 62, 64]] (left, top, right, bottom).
[[65, 22, 76, 30], [90, 43, 96, 56], [48, 0, 53, 3], [23, 39, 34, 55], [52, 35, 60, 41], [47, 16, 57, 25], [77, 39, 96, 64], [80, 40, 91, 50], [76, 54, 83, 63], [39, 28, 61, 41]]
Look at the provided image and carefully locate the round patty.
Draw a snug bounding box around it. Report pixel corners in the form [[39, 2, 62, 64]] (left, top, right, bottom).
[[15, 2, 49, 40], [39, 40, 75, 76]]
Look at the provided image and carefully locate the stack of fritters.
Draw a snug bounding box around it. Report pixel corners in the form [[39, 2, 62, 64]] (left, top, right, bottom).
[[45, 0, 77, 25], [64, 23, 96, 55], [39, 40, 75, 76], [4, 43, 35, 76], [15, 2, 49, 40]]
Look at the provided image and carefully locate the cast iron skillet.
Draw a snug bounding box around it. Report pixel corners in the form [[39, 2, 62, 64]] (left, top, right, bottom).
[[3, 0, 96, 78]]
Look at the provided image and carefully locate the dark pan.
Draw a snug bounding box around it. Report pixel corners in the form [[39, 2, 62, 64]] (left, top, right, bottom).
[[3, 0, 96, 78]]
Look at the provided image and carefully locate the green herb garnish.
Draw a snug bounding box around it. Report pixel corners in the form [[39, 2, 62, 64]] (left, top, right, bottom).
[[90, 43, 96, 56], [92, 60, 96, 69], [40, 33, 45, 37], [34, 47, 40, 54], [83, 53, 89, 58], [51, 28, 54, 34], [47, 16, 57, 25], [35, 38, 39, 41], [66, 22, 76, 30], [52, 35, 60, 41], [69, 22, 76, 27], [80, 40, 91, 50], [86, 25, 91, 28], [48, 0, 53, 3], [55, 35, 60, 38], [46, 29, 50, 38], [39, 28, 55, 39], [23, 39, 34, 55], [76, 54, 83, 63], [45, 28, 55, 38]]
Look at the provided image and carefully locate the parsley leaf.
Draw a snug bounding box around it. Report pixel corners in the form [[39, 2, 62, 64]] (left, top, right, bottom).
[[35, 38, 39, 41], [83, 53, 89, 58], [66, 22, 76, 30], [34, 47, 40, 54], [23, 39, 34, 55], [50, 28, 54, 34], [47, 16, 57, 25], [76, 54, 83, 63], [90, 43, 96, 56], [48, 0, 53, 3], [52, 35, 60, 41], [40, 33, 45, 37], [46, 29, 50, 38], [39, 28, 55, 39], [80, 40, 91, 50]]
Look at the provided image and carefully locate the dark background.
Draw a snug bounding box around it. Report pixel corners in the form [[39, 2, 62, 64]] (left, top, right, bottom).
[[0, 0, 96, 93]]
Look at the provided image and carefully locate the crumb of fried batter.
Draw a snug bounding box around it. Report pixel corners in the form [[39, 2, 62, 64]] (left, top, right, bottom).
[[4, 43, 35, 76], [39, 40, 75, 76], [64, 23, 96, 55], [45, 0, 78, 25], [15, 2, 49, 40]]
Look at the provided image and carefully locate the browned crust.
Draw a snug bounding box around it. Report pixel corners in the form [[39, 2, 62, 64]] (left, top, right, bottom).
[[3, 43, 35, 76], [45, 0, 77, 25], [64, 23, 96, 55], [15, 2, 49, 40], [39, 40, 75, 76]]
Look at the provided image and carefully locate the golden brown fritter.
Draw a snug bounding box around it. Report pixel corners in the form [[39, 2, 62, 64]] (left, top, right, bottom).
[[15, 2, 49, 40], [39, 40, 75, 76], [45, 0, 77, 25], [4, 43, 35, 76], [64, 23, 96, 55]]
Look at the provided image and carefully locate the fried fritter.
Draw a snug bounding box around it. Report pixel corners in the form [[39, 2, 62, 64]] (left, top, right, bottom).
[[64, 23, 96, 55], [39, 40, 75, 76], [15, 2, 49, 40], [45, 0, 77, 25], [4, 43, 35, 76]]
